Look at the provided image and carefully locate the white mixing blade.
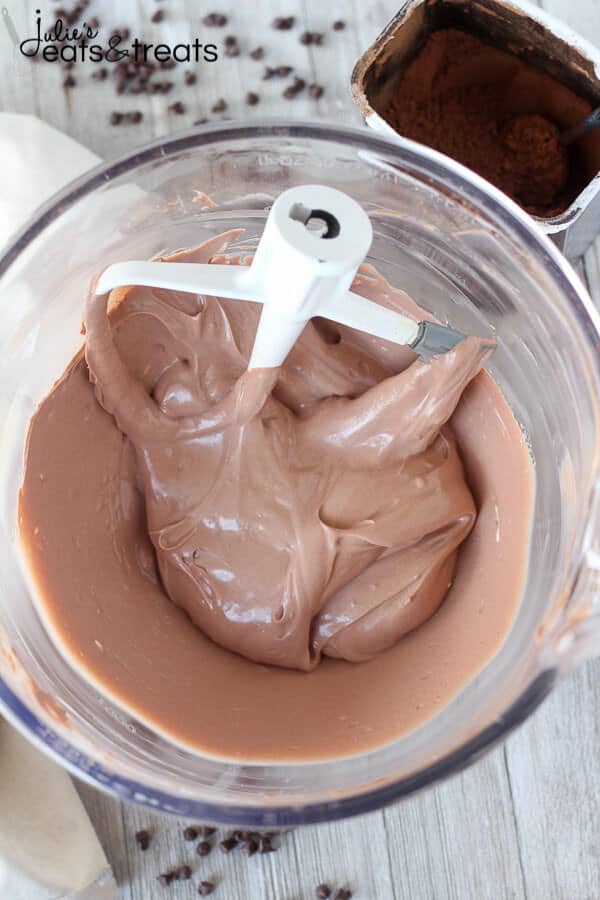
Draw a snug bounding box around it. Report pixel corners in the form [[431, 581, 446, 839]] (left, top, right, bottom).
[[95, 185, 467, 368]]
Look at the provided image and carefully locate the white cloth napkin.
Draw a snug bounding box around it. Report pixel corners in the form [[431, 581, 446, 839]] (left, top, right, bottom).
[[0, 113, 116, 900]]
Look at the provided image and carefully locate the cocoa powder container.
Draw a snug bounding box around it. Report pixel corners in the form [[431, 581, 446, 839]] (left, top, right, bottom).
[[351, 0, 600, 258]]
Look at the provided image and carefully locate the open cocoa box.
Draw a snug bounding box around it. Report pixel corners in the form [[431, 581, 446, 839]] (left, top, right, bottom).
[[351, 0, 600, 258]]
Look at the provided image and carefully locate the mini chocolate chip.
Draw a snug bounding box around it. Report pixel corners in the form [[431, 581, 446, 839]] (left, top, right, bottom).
[[211, 98, 226, 113], [198, 883, 215, 896], [294, 77, 306, 90], [61, 60, 74, 70], [63, 74, 76, 87], [169, 100, 186, 114], [197, 840, 212, 856], [312, 32, 324, 45], [159, 80, 174, 92], [116, 80, 126, 95], [92, 67, 107, 80], [249, 46, 264, 60], [316, 886, 331, 900], [151, 9, 165, 22], [225, 44, 240, 57], [129, 81, 143, 94], [110, 111, 123, 125], [158, 872, 173, 886], [246, 91, 259, 105], [333, 891, 352, 900], [161, 58, 176, 69], [202, 12, 227, 26], [273, 16, 295, 30], [333, 20, 346, 30], [145, 82, 157, 94], [242, 838, 258, 856], [258, 836, 275, 853], [300, 31, 311, 45], [276, 65, 292, 77], [178, 865, 192, 880], [263, 66, 275, 80], [309, 83, 324, 98], [283, 85, 297, 99], [127, 110, 143, 123], [135, 829, 151, 851], [184, 71, 197, 85], [219, 837, 237, 853], [224, 35, 237, 46], [199, 826, 217, 837], [184, 826, 199, 841]]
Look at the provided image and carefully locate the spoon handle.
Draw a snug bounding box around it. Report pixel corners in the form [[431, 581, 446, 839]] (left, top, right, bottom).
[[560, 105, 600, 146]]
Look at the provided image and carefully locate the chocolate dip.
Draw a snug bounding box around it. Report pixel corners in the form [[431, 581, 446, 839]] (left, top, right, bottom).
[[18, 233, 533, 762], [383, 29, 600, 217]]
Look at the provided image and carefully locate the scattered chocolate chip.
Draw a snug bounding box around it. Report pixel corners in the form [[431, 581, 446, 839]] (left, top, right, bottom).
[[116, 80, 126, 95], [169, 100, 186, 114], [246, 91, 259, 106], [242, 838, 258, 856], [283, 76, 306, 99], [316, 886, 331, 900], [219, 836, 237, 853], [151, 9, 165, 22], [92, 67, 108, 80], [178, 865, 192, 880], [145, 81, 157, 94], [184, 70, 197, 85], [333, 20, 346, 30], [158, 872, 174, 887], [202, 12, 227, 26], [198, 883, 215, 896], [211, 98, 226, 113], [61, 60, 74, 70], [276, 65, 292, 77], [110, 111, 123, 125], [161, 58, 177, 69], [135, 829, 151, 850], [300, 31, 324, 45], [194, 117, 208, 125], [159, 80, 174, 93], [258, 836, 275, 854], [333, 891, 352, 900], [127, 110, 143, 123], [129, 81, 143, 94], [199, 826, 217, 837], [249, 46, 264, 60], [309, 83, 324, 98], [63, 74, 76, 88], [224, 35, 237, 46], [273, 16, 295, 30], [263, 66, 275, 80], [184, 826, 199, 841], [225, 43, 240, 57], [197, 840, 212, 856]]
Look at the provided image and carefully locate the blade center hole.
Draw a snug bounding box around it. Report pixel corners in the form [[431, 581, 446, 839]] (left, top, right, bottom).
[[289, 203, 341, 239]]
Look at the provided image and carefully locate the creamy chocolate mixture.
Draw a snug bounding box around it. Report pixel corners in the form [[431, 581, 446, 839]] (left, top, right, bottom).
[[18, 233, 532, 762]]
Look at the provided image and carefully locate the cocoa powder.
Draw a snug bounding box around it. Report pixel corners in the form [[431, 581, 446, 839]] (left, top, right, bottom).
[[384, 29, 588, 217]]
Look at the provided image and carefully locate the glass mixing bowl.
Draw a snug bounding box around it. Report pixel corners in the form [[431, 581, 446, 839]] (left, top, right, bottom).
[[0, 122, 599, 828]]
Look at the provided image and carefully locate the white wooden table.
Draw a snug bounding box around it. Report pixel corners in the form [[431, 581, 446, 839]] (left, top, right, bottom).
[[2, 1, 600, 898]]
